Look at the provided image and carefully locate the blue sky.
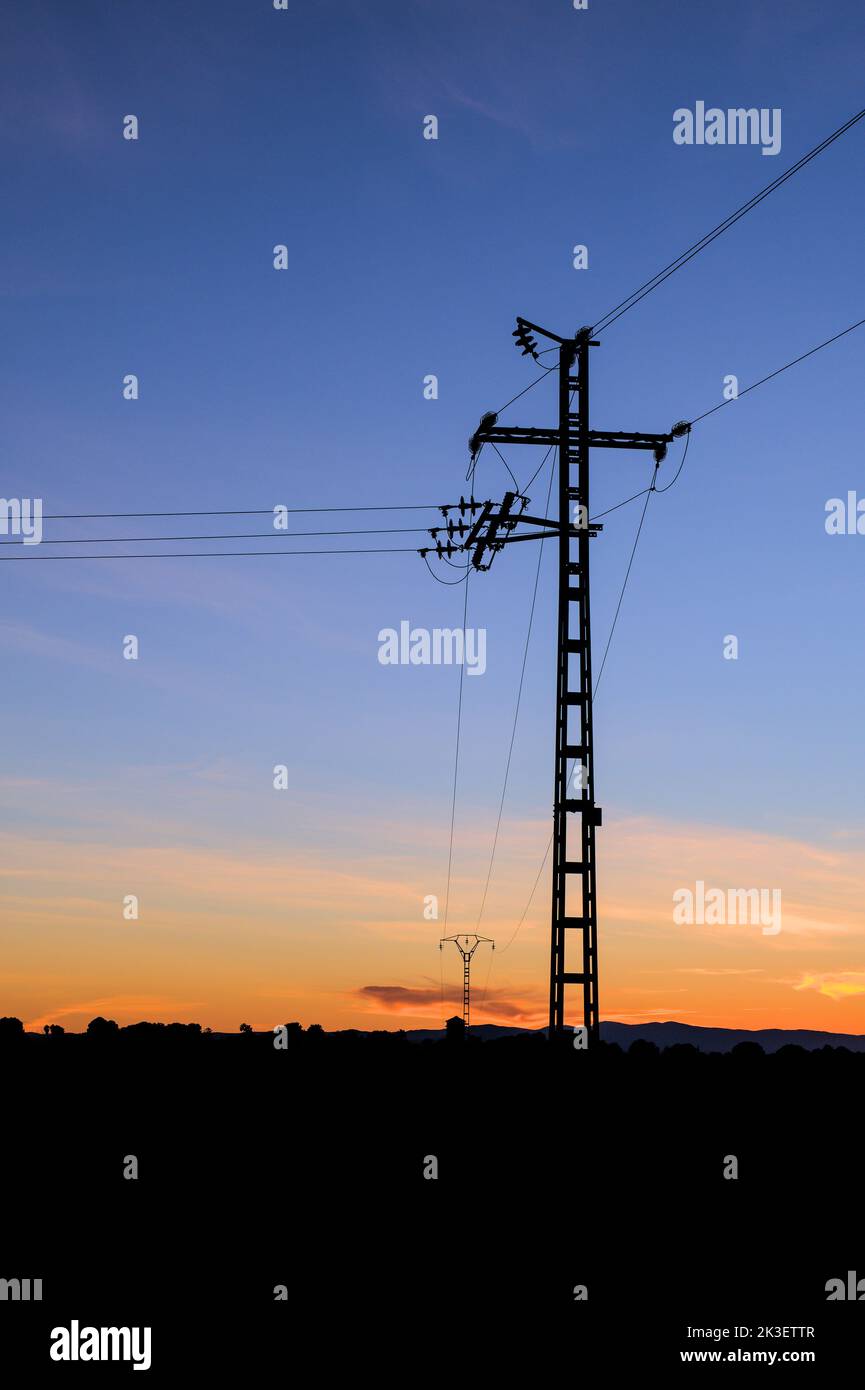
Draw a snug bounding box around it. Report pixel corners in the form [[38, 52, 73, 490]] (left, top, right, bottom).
[[2, 0, 864, 1030]]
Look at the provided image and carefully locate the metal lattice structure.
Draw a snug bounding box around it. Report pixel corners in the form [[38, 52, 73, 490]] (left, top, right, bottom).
[[439, 934, 494, 1030], [423, 320, 687, 1040]]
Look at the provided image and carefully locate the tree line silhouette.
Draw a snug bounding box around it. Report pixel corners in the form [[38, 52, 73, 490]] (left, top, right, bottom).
[[1, 1012, 863, 1074]]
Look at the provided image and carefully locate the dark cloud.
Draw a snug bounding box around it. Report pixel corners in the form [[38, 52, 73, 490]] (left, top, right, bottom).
[[357, 984, 540, 1021], [358, 985, 450, 1008]]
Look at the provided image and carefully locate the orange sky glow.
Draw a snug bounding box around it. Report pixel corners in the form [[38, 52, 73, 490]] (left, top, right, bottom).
[[2, 807, 863, 1037]]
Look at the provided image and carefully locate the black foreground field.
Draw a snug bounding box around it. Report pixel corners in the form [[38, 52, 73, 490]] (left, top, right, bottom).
[[1, 1026, 862, 1376]]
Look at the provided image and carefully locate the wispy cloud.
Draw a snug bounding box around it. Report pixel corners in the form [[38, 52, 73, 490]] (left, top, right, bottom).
[[793, 972, 865, 1002], [676, 968, 765, 977]]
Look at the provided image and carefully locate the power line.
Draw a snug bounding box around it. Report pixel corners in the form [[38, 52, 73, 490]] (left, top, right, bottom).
[[689, 313, 865, 426], [500, 457, 659, 954], [442, 562, 471, 934], [1, 481, 657, 562], [458, 327, 677, 1036], [650, 312, 865, 494], [494, 362, 557, 415], [593, 461, 658, 699], [592, 104, 865, 335], [422, 553, 470, 585], [31, 504, 441, 520], [497, 838, 551, 955], [627, 312, 865, 510], [476, 453, 556, 934], [520, 379, 576, 494], [590, 485, 653, 520], [572, 311, 865, 513], [437, 453, 675, 954], [518, 375, 578, 496], [466, 362, 559, 486], [477, 935, 496, 1010], [23, 315, 862, 559], [489, 442, 520, 492], [454, 404, 573, 961], [499, 306, 865, 955], [522, 443, 556, 495], [0, 546, 421, 561], [0, 526, 430, 547], [654, 432, 691, 493]]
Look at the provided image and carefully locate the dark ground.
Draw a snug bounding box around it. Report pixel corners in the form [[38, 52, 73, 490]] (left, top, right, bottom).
[[1, 1025, 862, 1376]]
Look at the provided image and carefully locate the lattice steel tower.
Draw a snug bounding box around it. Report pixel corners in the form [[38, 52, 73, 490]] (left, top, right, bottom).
[[423, 320, 687, 1040], [439, 934, 494, 1030]]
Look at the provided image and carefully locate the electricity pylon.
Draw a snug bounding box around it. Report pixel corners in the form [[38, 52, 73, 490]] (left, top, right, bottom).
[[423, 320, 688, 1041], [439, 934, 494, 1030]]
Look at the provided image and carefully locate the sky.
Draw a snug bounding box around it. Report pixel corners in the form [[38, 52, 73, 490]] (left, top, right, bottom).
[[1, 0, 864, 1034]]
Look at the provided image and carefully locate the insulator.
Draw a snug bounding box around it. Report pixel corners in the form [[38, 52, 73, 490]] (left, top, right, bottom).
[[468, 411, 498, 460], [513, 318, 539, 358]]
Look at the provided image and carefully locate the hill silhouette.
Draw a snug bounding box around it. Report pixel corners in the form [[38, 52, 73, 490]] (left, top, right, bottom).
[[398, 1019, 865, 1052], [5, 1014, 864, 1052]]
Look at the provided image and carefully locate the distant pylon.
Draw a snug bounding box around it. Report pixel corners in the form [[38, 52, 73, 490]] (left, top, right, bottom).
[[439, 934, 494, 1030]]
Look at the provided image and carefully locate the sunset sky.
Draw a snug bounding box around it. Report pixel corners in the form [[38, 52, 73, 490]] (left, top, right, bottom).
[[2, 0, 864, 1035]]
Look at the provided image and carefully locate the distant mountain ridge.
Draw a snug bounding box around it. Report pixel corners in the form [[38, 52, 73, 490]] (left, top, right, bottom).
[[397, 1020, 865, 1053]]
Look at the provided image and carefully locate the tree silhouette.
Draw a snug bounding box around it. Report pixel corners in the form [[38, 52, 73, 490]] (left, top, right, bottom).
[[86, 1016, 119, 1038], [0, 1016, 24, 1041], [239, 1022, 253, 1034]]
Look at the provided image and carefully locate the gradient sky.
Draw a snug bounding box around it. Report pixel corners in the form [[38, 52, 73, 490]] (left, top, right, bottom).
[[2, 0, 864, 1034]]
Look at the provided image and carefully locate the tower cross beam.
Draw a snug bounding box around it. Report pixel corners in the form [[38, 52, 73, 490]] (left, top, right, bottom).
[[476, 426, 675, 455]]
